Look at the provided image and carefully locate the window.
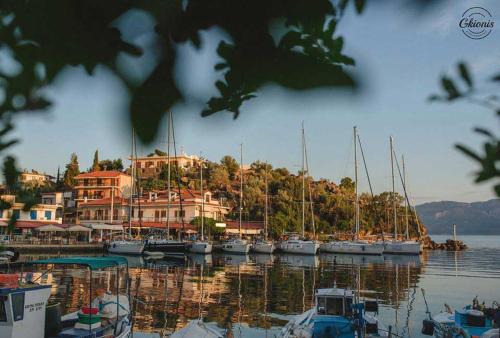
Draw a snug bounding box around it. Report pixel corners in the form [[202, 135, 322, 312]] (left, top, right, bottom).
[[12, 209, 20, 220], [154, 210, 160, 221], [161, 210, 166, 218], [205, 194, 210, 203], [174, 210, 185, 218], [131, 207, 135, 217], [0, 299, 6, 322], [11, 292, 25, 321], [45, 210, 52, 220], [139, 210, 144, 219], [30, 210, 37, 220]]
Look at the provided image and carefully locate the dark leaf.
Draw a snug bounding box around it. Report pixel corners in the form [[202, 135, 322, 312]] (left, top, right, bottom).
[[491, 74, 500, 82], [441, 76, 460, 100], [455, 144, 482, 162], [354, 0, 366, 14], [473, 127, 494, 138], [458, 62, 473, 88]]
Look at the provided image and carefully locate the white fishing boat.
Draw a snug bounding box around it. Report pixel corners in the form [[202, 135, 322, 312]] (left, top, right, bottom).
[[252, 165, 275, 254], [190, 159, 212, 254], [222, 144, 250, 255], [0, 256, 133, 338], [280, 123, 319, 256], [383, 137, 421, 255]]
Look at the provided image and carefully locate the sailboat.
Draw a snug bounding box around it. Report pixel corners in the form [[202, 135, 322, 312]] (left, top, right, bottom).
[[222, 144, 251, 254], [320, 127, 384, 255], [145, 111, 186, 255], [108, 130, 145, 255], [252, 163, 275, 254], [280, 123, 319, 255], [190, 158, 213, 254], [171, 262, 225, 338], [383, 137, 421, 255]]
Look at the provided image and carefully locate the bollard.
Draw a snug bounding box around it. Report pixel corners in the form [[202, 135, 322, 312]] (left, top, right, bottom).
[[388, 325, 392, 338]]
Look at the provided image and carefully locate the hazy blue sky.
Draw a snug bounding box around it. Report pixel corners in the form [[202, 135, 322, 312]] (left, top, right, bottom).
[[9, 1, 500, 204]]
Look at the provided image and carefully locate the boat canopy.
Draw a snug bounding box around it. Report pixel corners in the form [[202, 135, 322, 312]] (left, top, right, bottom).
[[30, 256, 128, 270]]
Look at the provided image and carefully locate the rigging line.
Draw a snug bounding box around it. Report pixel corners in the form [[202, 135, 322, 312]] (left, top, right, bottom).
[[171, 111, 186, 240], [303, 128, 315, 238], [391, 147, 422, 238], [357, 134, 374, 198]]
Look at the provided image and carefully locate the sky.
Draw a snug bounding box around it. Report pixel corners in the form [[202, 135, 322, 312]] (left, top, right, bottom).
[[7, 0, 500, 204]]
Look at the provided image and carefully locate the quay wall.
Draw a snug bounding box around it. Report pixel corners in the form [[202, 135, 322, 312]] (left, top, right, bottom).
[[6, 244, 105, 254]]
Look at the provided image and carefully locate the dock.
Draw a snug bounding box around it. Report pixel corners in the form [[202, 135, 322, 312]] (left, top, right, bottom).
[[6, 243, 105, 254]]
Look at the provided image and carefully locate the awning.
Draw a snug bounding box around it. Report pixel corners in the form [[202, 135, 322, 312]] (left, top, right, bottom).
[[86, 223, 124, 231], [66, 225, 92, 232], [34, 224, 66, 232]]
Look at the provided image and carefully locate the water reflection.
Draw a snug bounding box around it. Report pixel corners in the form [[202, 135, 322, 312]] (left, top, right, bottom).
[[11, 242, 500, 338]]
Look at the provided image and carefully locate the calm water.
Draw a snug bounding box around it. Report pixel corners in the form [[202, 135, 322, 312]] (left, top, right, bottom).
[[18, 235, 500, 337]]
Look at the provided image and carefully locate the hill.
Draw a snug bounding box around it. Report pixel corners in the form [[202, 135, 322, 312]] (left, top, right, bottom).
[[416, 199, 500, 235]]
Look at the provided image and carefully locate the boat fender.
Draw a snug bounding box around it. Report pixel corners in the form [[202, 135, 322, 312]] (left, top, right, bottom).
[[421, 319, 434, 336]]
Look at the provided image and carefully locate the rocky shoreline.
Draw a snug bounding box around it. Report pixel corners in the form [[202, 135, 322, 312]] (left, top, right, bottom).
[[423, 236, 467, 251]]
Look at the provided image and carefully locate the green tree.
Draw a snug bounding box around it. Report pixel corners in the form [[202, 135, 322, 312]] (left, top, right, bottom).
[[91, 149, 100, 172], [220, 156, 239, 180], [63, 153, 80, 187], [99, 158, 124, 171]]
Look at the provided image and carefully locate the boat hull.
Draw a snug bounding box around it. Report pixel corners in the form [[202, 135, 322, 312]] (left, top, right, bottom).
[[221, 242, 250, 254], [320, 242, 384, 255], [252, 242, 275, 254], [190, 242, 213, 254], [108, 241, 144, 255], [145, 240, 186, 255], [383, 241, 421, 255], [280, 241, 318, 255]]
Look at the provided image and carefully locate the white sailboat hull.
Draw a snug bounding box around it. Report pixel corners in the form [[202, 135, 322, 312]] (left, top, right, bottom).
[[252, 242, 275, 254], [221, 240, 250, 254], [320, 241, 384, 255], [280, 240, 318, 255], [190, 241, 213, 254], [383, 241, 421, 255], [170, 319, 225, 338], [108, 241, 144, 255]]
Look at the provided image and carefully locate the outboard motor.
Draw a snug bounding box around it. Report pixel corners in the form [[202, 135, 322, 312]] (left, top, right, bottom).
[[422, 319, 435, 335], [45, 302, 62, 337]]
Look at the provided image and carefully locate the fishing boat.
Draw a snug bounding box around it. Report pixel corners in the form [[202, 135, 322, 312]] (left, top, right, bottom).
[[252, 163, 275, 254], [0, 256, 132, 338], [222, 144, 250, 254], [422, 291, 499, 338], [144, 112, 186, 255], [383, 137, 421, 255], [279, 286, 387, 338], [280, 123, 319, 256], [109, 129, 144, 256], [0, 249, 19, 263], [190, 158, 213, 254], [321, 127, 383, 256]]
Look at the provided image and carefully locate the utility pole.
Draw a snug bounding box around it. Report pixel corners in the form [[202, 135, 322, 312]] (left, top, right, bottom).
[[239, 143, 243, 239], [200, 155, 204, 241], [354, 126, 359, 240], [301, 122, 305, 238]]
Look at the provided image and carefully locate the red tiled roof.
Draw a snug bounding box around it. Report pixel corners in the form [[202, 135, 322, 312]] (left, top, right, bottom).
[[75, 171, 129, 179], [225, 221, 264, 230]]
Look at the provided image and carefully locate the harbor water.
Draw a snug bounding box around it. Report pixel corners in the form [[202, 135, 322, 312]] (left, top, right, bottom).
[[22, 235, 500, 337]]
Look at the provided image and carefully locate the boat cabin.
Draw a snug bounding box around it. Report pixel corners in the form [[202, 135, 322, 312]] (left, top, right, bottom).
[[315, 288, 354, 317]]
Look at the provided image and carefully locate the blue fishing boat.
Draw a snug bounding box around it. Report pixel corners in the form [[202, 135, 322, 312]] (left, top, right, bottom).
[[279, 285, 387, 338], [422, 291, 499, 338]]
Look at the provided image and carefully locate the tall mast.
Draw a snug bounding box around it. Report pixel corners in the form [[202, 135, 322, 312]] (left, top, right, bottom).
[[239, 143, 243, 239], [403, 155, 409, 240], [200, 155, 204, 241], [301, 122, 305, 238], [390, 136, 397, 239], [354, 126, 360, 239], [264, 163, 268, 241], [129, 129, 135, 237], [166, 112, 172, 239]]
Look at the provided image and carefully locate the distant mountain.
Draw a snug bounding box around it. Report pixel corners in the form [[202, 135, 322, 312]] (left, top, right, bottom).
[[416, 199, 500, 235]]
